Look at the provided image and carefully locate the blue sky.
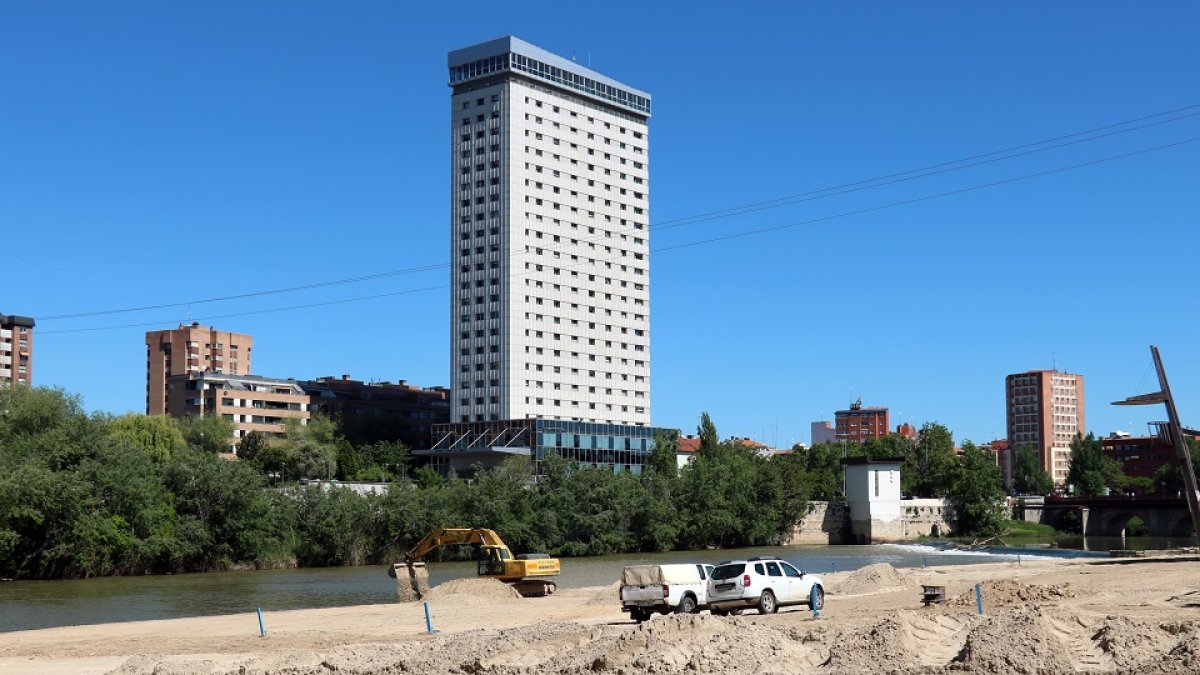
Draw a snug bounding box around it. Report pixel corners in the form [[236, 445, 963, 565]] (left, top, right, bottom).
[[4, 2, 1198, 447]]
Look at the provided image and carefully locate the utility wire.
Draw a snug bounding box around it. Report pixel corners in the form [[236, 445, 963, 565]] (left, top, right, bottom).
[[652, 102, 1200, 229], [36, 103, 1200, 322], [38, 134, 1199, 336], [650, 111, 1200, 232]]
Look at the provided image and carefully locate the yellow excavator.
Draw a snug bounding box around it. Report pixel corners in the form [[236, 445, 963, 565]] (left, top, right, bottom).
[[388, 528, 560, 599]]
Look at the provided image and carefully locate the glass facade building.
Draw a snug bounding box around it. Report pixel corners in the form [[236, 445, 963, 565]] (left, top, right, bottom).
[[423, 418, 674, 477]]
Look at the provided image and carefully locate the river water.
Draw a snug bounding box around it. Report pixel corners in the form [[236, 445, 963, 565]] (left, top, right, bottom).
[[0, 541, 1118, 633]]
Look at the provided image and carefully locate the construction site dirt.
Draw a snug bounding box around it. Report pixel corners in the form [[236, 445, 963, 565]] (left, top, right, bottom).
[[3, 556, 1199, 674]]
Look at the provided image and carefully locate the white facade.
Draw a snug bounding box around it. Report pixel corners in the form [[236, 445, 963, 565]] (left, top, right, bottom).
[[1047, 372, 1082, 483], [844, 459, 904, 543], [448, 37, 651, 427]]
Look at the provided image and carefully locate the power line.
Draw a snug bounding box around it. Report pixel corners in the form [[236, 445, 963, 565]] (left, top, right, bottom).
[[36, 102, 1200, 322], [652, 135, 1200, 252], [650, 111, 1200, 232], [652, 102, 1200, 229], [38, 134, 1198, 336], [37, 263, 450, 321]]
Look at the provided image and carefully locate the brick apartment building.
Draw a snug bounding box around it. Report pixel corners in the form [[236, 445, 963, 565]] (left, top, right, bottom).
[[0, 313, 34, 386], [1005, 369, 1085, 485], [302, 375, 450, 450], [1102, 423, 1194, 494], [835, 400, 890, 444], [146, 323, 253, 415]]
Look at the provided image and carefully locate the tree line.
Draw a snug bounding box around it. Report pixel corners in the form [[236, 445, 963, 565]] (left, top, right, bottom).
[[2, 386, 1024, 580]]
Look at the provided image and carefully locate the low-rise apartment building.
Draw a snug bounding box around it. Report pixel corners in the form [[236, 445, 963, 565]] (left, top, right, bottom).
[[302, 375, 450, 449], [166, 372, 309, 452]]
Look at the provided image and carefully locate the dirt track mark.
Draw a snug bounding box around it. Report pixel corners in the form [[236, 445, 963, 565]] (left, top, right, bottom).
[[904, 614, 969, 666], [1046, 615, 1114, 672]]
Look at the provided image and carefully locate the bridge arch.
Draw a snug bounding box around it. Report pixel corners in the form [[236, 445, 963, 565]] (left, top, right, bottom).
[[1168, 513, 1195, 538]]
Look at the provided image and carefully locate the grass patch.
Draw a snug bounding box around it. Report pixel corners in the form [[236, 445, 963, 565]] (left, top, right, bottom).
[[1002, 519, 1058, 536]]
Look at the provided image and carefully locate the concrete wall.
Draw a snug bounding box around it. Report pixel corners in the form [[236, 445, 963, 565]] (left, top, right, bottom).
[[788, 501, 852, 544], [902, 499, 954, 538], [787, 498, 956, 545]]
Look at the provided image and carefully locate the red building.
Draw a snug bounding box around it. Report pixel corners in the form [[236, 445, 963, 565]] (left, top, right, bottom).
[[1101, 424, 1192, 494], [835, 400, 890, 444]]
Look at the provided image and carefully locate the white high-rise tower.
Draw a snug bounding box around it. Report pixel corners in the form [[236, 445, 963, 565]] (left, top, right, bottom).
[[448, 37, 651, 427]]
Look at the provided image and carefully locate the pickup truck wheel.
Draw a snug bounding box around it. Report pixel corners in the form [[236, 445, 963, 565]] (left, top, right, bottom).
[[757, 590, 778, 615], [676, 595, 697, 614]]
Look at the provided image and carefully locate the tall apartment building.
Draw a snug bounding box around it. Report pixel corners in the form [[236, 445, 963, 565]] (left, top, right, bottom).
[[145, 323, 253, 415], [835, 400, 890, 444], [447, 36, 651, 426], [430, 37, 667, 475], [0, 313, 35, 386], [1005, 369, 1085, 485]]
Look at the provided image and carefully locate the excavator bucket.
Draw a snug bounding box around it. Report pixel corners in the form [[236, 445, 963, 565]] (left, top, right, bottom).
[[390, 561, 430, 601]]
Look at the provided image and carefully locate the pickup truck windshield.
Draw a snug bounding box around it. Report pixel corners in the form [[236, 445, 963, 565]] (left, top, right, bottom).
[[711, 563, 745, 580]]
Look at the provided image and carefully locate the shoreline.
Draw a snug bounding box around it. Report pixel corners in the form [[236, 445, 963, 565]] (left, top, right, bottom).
[[2, 555, 1198, 674]]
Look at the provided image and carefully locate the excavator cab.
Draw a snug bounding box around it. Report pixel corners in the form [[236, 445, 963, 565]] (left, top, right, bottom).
[[477, 545, 510, 577]]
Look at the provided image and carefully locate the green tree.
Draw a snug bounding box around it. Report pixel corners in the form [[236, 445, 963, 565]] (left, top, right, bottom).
[[676, 438, 788, 549], [1012, 443, 1053, 496], [1067, 433, 1125, 496], [359, 439, 410, 481], [697, 412, 719, 451], [334, 439, 360, 481], [108, 414, 185, 463], [796, 443, 845, 501], [905, 422, 958, 498], [948, 441, 1007, 536], [164, 447, 293, 569], [294, 487, 379, 566], [278, 416, 342, 481], [174, 414, 236, 454], [0, 385, 102, 470], [632, 431, 683, 552]]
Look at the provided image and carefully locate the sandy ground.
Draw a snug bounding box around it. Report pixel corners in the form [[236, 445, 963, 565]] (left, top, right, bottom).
[[2, 556, 1199, 674]]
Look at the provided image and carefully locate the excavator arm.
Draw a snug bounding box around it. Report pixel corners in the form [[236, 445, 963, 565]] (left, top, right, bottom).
[[403, 528, 509, 563], [390, 528, 513, 600]]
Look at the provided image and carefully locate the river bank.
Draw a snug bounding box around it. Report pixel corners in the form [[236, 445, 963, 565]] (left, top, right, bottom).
[[2, 555, 1198, 674], [0, 543, 1098, 633]]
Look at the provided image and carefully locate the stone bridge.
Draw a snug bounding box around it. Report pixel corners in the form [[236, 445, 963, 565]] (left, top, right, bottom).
[[1024, 496, 1195, 538]]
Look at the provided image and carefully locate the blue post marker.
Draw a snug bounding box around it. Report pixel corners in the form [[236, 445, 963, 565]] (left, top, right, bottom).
[[975, 583, 984, 616], [256, 607, 266, 637], [830, 562, 836, 573], [1017, 554, 1021, 566], [923, 558, 927, 569], [423, 601, 439, 634], [810, 585, 821, 620]]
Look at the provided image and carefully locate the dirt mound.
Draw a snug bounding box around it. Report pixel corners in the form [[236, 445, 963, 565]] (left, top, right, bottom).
[[551, 613, 830, 673], [948, 578, 1076, 607], [584, 581, 621, 605], [827, 562, 906, 595], [422, 577, 523, 604], [824, 614, 916, 673], [952, 607, 1072, 674]]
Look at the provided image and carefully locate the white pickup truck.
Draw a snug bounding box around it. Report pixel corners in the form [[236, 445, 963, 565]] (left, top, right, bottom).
[[620, 563, 716, 622]]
